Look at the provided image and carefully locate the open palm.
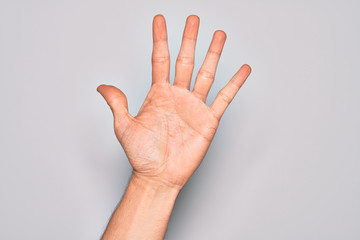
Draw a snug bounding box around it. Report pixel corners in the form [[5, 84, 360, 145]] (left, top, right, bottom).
[[97, 15, 251, 189]]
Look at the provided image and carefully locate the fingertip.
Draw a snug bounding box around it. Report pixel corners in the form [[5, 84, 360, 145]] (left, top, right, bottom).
[[187, 15, 200, 25], [242, 64, 252, 74], [154, 14, 164, 19], [153, 14, 168, 42], [153, 14, 166, 25], [97, 84, 106, 93], [214, 30, 227, 41]]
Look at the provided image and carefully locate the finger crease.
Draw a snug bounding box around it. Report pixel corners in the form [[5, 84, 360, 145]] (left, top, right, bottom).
[[218, 90, 232, 103], [176, 56, 194, 65], [208, 50, 221, 56], [153, 38, 168, 43], [182, 36, 197, 42], [198, 69, 215, 80], [152, 56, 170, 63]]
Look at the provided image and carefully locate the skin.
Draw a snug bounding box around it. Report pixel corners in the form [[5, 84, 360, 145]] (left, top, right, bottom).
[[98, 14, 251, 240]]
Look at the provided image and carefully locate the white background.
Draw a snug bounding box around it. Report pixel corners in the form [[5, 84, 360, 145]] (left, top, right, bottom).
[[1, 0, 359, 239]]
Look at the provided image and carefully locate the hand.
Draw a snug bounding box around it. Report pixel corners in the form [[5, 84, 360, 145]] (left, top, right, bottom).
[[97, 14, 251, 189]]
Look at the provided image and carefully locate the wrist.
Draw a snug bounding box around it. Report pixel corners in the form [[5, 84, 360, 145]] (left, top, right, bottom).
[[130, 171, 182, 195], [101, 171, 180, 239]]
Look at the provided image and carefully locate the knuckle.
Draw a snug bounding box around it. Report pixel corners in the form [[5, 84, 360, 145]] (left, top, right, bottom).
[[152, 55, 170, 63], [210, 107, 222, 120], [198, 69, 215, 80], [218, 89, 232, 103], [176, 56, 194, 66], [108, 96, 121, 106], [208, 49, 221, 56], [182, 35, 197, 42], [153, 38, 168, 43], [192, 89, 205, 100]]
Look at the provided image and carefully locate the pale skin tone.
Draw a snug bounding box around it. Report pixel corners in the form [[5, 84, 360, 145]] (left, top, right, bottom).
[[97, 14, 251, 240]]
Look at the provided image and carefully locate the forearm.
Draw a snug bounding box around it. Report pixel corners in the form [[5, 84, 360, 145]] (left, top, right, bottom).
[[101, 172, 181, 240]]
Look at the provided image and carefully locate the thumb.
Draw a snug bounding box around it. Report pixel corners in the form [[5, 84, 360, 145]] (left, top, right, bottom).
[[97, 84, 133, 133]]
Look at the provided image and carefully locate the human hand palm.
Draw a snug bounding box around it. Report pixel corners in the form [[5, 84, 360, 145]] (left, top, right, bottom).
[[97, 15, 251, 189]]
